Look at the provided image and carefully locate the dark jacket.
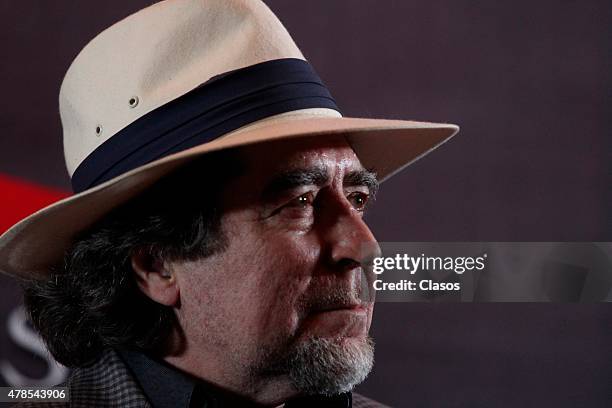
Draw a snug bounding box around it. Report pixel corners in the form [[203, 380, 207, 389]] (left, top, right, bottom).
[[14, 349, 389, 407]]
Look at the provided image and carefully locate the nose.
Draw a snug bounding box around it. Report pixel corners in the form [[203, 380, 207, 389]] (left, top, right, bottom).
[[321, 200, 381, 270], [317, 191, 381, 303]]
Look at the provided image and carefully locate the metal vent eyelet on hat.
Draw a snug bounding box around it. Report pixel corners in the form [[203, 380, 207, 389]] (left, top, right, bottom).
[[128, 96, 139, 108], [95, 125, 102, 136]]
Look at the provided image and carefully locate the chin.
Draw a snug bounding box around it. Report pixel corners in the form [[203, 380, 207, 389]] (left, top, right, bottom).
[[285, 335, 375, 396]]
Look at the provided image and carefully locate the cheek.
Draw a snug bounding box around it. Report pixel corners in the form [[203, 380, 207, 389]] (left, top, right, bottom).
[[181, 230, 322, 340], [183, 209, 325, 337], [224, 229, 331, 345], [249, 235, 320, 331]]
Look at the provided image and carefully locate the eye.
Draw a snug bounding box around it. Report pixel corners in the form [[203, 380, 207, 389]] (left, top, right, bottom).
[[347, 191, 370, 212], [267, 192, 317, 219], [289, 192, 315, 208]]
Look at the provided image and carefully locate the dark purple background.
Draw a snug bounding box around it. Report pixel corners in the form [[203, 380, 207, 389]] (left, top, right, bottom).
[[0, 1, 610, 406]]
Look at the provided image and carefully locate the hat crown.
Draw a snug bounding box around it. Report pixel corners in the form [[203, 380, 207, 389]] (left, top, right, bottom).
[[60, 0, 304, 176]]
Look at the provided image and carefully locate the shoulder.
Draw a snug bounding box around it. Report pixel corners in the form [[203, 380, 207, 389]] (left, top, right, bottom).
[[12, 349, 150, 408], [68, 349, 151, 407], [352, 392, 392, 408]]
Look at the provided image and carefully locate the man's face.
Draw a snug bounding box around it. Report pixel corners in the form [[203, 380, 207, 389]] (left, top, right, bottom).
[[171, 136, 380, 395]]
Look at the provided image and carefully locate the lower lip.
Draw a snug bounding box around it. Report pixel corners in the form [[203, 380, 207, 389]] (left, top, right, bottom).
[[323, 305, 367, 314], [300, 306, 368, 338]]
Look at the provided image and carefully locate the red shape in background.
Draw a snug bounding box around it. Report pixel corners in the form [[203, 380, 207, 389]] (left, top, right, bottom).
[[0, 174, 69, 234]]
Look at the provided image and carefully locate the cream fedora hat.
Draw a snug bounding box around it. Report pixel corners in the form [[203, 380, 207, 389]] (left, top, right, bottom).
[[0, 0, 458, 279]]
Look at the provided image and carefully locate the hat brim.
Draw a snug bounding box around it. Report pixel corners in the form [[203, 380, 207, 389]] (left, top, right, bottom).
[[0, 115, 458, 279]]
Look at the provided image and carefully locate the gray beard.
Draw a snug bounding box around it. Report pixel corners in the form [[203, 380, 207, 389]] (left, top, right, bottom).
[[256, 335, 375, 396], [287, 335, 375, 396]]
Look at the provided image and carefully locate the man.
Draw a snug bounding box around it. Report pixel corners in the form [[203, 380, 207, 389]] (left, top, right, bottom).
[[0, 0, 458, 407]]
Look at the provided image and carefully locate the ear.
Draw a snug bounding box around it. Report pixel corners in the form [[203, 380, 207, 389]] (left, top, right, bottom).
[[131, 248, 180, 307]]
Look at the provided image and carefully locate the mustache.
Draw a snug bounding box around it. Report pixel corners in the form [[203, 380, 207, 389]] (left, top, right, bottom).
[[296, 273, 373, 317]]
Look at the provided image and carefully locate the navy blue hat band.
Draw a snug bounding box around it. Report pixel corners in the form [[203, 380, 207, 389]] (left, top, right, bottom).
[[71, 58, 340, 193]]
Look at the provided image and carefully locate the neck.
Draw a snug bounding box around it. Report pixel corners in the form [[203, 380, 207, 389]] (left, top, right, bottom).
[[162, 346, 298, 407]]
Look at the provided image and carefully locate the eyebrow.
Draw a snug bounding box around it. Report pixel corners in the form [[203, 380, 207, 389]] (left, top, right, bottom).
[[263, 167, 329, 198], [262, 166, 379, 198], [344, 169, 379, 198]]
